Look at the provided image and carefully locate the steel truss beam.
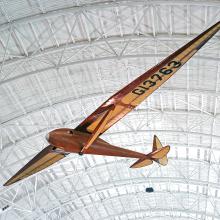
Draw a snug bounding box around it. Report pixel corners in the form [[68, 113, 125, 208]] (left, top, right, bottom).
[[46, 183, 220, 212], [0, 1, 219, 83], [1, 47, 220, 86], [104, 217, 195, 220], [0, 3, 218, 83], [106, 129, 220, 139], [203, 63, 220, 218], [2, 33, 217, 68], [103, 216, 196, 220], [3, 174, 220, 219], [100, 209, 214, 220], [0, 0, 220, 32], [2, 157, 220, 200], [2, 86, 219, 124], [44, 192, 219, 220], [44, 158, 220, 188]]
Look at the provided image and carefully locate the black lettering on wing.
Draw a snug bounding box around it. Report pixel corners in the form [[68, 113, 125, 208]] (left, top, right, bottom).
[[143, 80, 156, 87], [151, 74, 162, 81], [132, 88, 145, 95]]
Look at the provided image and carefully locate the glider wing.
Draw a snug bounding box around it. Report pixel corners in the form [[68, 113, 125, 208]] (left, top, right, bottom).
[[75, 21, 220, 137], [4, 146, 66, 186]]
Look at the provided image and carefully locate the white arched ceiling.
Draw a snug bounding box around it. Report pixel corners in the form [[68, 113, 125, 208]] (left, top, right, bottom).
[[0, 0, 220, 219]]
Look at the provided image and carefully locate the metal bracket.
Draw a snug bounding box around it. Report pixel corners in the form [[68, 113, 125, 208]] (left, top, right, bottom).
[[80, 105, 115, 154]]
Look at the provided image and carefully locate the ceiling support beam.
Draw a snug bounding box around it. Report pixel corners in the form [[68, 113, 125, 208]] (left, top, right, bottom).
[[2, 52, 219, 85], [3, 172, 220, 219], [45, 192, 220, 220], [1, 86, 220, 125], [1, 33, 219, 85], [0, 0, 220, 32]]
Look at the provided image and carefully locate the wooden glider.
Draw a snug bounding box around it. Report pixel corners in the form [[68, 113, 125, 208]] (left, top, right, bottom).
[[4, 21, 220, 186]]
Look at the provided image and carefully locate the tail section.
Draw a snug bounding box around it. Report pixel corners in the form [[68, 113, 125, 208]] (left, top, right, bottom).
[[152, 135, 169, 166], [151, 145, 170, 166], [130, 135, 170, 168]]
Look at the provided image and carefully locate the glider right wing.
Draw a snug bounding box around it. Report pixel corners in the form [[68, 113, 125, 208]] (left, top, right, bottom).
[[75, 21, 220, 148]]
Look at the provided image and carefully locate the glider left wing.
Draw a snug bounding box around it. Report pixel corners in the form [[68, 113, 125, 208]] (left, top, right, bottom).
[[4, 146, 66, 186], [75, 21, 220, 140]]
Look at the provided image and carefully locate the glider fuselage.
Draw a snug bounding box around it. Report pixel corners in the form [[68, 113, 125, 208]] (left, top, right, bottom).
[[47, 128, 146, 159]]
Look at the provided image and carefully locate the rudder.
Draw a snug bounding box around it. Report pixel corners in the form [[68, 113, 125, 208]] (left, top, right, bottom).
[[153, 145, 170, 166]]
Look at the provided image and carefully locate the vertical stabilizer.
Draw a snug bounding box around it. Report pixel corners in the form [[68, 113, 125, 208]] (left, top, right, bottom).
[[153, 135, 163, 151], [152, 136, 169, 166]]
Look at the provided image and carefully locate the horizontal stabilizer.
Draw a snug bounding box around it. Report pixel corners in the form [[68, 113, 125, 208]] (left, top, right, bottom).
[[130, 158, 153, 168], [150, 146, 170, 159], [4, 145, 66, 186], [155, 156, 168, 166]]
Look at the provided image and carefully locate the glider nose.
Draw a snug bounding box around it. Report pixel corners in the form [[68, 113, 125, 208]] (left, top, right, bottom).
[[45, 133, 50, 142]]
